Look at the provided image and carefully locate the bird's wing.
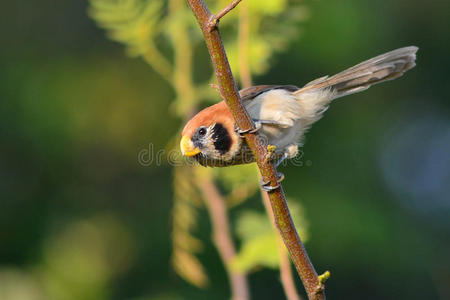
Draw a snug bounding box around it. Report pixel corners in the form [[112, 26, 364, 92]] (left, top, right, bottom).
[[239, 85, 298, 102], [243, 88, 306, 153], [241, 85, 303, 129]]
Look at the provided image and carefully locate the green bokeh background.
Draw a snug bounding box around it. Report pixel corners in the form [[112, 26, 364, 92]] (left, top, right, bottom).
[[1, 0, 449, 299]]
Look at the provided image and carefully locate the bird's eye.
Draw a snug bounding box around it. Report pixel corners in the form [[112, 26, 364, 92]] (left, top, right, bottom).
[[198, 127, 207, 136]]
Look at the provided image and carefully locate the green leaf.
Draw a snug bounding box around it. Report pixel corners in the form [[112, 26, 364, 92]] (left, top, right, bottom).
[[231, 201, 309, 272], [88, 0, 164, 56]]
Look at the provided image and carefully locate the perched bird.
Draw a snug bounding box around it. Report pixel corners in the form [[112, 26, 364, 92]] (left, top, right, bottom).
[[180, 46, 418, 168]]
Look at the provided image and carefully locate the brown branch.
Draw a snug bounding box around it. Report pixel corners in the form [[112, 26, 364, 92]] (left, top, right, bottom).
[[197, 173, 250, 300], [207, 0, 243, 31], [168, 0, 250, 297], [279, 242, 304, 300], [186, 1, 326, 299], [261, 190, 303, 300]]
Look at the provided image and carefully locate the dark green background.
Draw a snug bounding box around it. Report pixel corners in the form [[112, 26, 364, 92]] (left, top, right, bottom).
[[1, 0, 449, 299]]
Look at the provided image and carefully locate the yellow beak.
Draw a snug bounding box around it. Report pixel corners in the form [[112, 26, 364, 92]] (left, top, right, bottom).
[[180, 135, 201, 157]]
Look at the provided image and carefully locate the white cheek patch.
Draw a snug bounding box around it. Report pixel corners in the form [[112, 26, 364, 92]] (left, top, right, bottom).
[[203, 123, 241, 162]]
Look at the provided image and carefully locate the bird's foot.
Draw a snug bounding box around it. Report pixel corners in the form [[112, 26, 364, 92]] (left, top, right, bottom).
[[236, 121, 261, 137], [260, 172, 284, 192], [274, 152, 288, 168]]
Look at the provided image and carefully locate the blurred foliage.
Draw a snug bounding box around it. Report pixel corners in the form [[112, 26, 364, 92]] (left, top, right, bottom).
[[88, 0, 308, 111], [89, 0, 172, 81], [172, 166, 209, 287], [0, 269, 44, 300], [213, 164, 260, 207], [37, 214, 136, 300], [0, 214, 135, 300], [1, 0, 449, 299], [231, 202, 308, 272], [89, 0, 164, 56], [89, 0, 309, 290], [210, 0, 309, 77]]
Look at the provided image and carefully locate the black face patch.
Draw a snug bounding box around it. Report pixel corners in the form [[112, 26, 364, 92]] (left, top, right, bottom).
[[212, 123, 232, 154]]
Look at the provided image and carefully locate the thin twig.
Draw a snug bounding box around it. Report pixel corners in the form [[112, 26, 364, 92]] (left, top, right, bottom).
[[207, 0, 243, 32], [186, 1, 326, 299], [209, 83, 221, 93], [261, 190, 303, 300], [197, 172, 250, 300]]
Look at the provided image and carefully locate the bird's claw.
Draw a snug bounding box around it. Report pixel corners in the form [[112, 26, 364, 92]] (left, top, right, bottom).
[[261, 183, 279, 192], [260, 172, 284, 192], [275, 152, 288, 168], [236, 121, 261, 136], [276, 172, 285, 183]]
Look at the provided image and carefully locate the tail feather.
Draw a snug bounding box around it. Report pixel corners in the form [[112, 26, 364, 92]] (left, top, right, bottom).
[[295, 46, 418, 100]]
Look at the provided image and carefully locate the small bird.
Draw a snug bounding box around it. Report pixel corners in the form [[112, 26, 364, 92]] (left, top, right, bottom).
[[180, 46, 418, 169]]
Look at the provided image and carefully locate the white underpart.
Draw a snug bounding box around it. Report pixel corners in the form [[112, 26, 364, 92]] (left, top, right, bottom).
[[245, 88, 334, 158]]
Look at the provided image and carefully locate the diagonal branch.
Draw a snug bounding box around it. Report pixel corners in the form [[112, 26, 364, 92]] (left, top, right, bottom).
[[261, 190, 303, 300], [168, 0, 250, 298], [237, 11, 299, 298], [185, 1, 326, 299]]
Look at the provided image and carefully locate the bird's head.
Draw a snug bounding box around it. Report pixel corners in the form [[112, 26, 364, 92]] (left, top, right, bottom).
[[180, 102, 242, 165]]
